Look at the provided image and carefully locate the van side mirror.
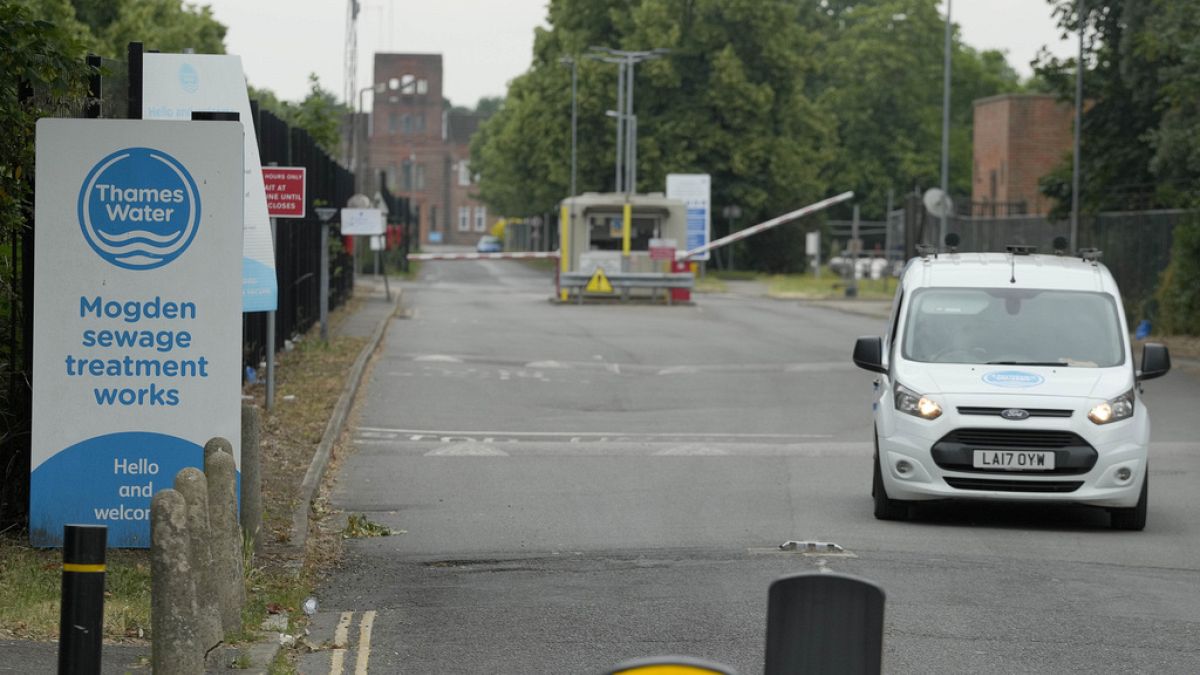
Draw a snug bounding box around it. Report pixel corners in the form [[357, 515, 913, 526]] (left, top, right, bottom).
[[1138, 343, 1171, 381], [853, 336, 886, 374]]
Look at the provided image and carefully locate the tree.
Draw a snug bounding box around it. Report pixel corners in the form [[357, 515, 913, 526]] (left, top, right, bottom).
[[72, 0, 227, 58], [251, 75, 350, 157]]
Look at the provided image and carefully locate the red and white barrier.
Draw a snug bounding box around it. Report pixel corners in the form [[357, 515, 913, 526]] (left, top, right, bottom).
[[406, 251, 560, 261], [678, 191, 855, 260]]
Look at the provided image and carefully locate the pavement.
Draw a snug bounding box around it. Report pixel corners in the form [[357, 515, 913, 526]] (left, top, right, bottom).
[[0, 277, 398, 675]]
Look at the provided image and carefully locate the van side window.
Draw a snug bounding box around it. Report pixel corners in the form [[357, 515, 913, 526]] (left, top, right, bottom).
[[888, 291, 903, 356]]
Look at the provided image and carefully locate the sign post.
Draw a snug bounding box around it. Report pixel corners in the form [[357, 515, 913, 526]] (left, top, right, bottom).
[[315, 207, 339, 342], [261, 166, 306, 410], [31, 119, 243, 547]]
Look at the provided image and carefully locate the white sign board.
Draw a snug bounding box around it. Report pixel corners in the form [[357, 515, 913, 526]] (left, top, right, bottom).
[[369, 235, 385, 251], [142, 53, 278, 313], [666, 173, 711, 261], [579, 251, 623, 277], [341, 208, 385, 236], [806, 231, 820, 256], [30, 119, 243, 547]]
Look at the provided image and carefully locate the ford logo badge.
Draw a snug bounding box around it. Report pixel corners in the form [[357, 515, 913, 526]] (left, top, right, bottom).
[[1000, 408, 1030, 420]]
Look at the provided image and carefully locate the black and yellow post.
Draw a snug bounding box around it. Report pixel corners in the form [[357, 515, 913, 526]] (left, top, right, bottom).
[[58, 525, 107, 674]]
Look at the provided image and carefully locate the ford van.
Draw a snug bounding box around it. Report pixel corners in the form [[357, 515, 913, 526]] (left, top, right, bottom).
[[852, 246, 1171, 530]]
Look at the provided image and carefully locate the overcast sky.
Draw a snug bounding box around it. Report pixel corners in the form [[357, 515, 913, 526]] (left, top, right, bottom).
[[201, 0, 1074, 109]]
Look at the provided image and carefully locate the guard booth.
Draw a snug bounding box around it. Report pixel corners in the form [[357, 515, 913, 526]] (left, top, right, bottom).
[[559, 192, 694, 302]]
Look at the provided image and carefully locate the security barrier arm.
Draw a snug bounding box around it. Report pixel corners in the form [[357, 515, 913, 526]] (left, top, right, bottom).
[[678, 191, 855, 260], [407, 251, 561, 261]]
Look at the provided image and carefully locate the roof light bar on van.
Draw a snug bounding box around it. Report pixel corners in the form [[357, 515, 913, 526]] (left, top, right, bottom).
[[1078, 248, 1103, 263], [1005, 245, 1036, 255], [915, 244, 938, 259]]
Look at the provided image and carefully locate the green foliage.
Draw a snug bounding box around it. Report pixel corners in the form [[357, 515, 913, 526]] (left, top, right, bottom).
[[0, 0, 90, 242], [1154, 217, 1200, 335], [252, 74, 349, 158], [1035, 0, 1200, 215], [71, 0, 227, 58], [471, 0, 1024, 270]]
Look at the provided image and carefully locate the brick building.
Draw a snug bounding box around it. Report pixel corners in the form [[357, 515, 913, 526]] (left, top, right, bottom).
[[972, 93, 1074, 215], [363, 53, 495, 246]]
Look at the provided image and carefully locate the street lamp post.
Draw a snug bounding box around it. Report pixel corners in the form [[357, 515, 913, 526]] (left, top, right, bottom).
[[939, 0, 952, 246], [559, 56, 578, 199], [1070, 0, 1084, 252], [586, 47, 668, 196]]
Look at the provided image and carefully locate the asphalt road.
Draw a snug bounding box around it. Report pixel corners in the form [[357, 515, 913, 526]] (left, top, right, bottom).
[[302, 259, 1200, 674]]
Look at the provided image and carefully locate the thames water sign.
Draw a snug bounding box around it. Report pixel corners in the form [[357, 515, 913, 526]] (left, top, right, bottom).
[[31, 120, 243, 547]]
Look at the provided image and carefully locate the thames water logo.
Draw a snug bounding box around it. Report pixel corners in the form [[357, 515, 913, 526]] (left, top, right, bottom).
[[179, 63, 199, 93], [982, 371, 1045, 388], [77, 148, 201, 270]]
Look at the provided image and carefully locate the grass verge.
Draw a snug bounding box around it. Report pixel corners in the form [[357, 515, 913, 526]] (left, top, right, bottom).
[[0, 292, 376, 651], [766, 271, 896, 300]]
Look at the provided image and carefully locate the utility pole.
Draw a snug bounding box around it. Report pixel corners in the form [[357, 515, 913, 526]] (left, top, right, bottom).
[[1070, 0, 1084, 252], [939, 0, 952, 246], [559, 57, 578, 199], [586, 47, 669, 196]]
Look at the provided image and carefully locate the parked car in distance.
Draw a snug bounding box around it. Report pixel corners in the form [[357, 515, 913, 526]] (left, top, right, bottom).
[[476, 235, 502, 253]]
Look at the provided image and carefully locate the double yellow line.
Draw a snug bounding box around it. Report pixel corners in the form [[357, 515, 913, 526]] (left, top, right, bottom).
[[329, 610, 377, 675]]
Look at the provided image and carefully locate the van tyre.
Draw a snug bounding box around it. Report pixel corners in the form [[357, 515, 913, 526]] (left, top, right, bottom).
[[873, 448, 909, 521], [1109, 471, 1148, 531]]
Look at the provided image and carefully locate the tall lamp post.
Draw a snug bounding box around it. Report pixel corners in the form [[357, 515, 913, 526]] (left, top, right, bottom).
[[1070, 0, 1084, 252], [559, 56, 578, 199], [352, 78, 402, 194], [939, 0, 952, 245], [585, 46, 669, 196]]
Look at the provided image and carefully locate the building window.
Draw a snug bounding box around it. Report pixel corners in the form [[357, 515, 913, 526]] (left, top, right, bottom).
[[401, 114, 412, 134], [416, 79, 428, 95], [458, 206, 470, 231], [402, 161, 413, 191], [414, 113, 425, 133], [401, 74, 415, 92], [430, 206, 438, 232], [474, 206, 487, 232], [388, 112, 398, 134], [386, 164, 397, 190], [414, 164, 426, 190], [458, 161, 471, 186]]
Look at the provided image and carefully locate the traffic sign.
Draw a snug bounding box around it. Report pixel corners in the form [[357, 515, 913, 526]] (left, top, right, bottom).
[[263, 167, 306, 218], [340, 208, 385, 235], [586, 268, 614, 293]]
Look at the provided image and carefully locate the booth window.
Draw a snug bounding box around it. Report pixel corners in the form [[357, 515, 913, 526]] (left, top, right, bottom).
[[587, 212, 661, 251]]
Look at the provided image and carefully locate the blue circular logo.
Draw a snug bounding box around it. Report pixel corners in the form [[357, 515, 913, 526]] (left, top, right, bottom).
[[179, 63, 199, 93], [77, 147, 201, 270], [982, 371, 1045, 388]]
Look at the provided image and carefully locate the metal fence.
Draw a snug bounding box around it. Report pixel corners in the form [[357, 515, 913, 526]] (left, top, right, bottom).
[[894, 196, 1190, 317]]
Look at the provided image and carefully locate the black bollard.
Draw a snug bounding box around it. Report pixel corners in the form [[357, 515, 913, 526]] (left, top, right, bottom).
[[58, 524, 107, 675]]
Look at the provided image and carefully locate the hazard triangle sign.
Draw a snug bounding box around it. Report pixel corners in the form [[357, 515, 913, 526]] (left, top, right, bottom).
[[586, 268, 614, 293]]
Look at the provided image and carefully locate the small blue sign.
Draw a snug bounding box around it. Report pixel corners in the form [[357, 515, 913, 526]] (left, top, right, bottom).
[[982, 370, 1045, 388], [178, 63, 199, 93], [77, 147, 201, 270]]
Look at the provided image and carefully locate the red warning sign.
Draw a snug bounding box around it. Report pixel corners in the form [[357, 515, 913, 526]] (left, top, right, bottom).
[[263, 167, 306, 218]]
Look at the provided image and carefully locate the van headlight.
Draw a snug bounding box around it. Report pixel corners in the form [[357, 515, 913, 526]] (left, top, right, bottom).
[[1088, 389, 1135, 424], [894, 382, 942, 420]]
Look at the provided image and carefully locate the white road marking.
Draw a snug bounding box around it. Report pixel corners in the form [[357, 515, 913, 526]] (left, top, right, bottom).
[[358, 426, 833, 440], [413, 354, 463, 363], [425, 444, 510, 456], [354, 610, 376, 675], [815, 558, 833, 574], [654, 445, 729, 456], [658, 365, 699, 375], [329, 610, 353, 675], [526, 360, 567, 368]]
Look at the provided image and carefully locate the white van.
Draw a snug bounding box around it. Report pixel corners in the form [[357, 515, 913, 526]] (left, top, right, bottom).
[[852, 246, 1171, 530]]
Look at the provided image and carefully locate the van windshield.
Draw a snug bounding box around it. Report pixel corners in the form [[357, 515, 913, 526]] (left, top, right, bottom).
[[901, 288, 1125, 367]]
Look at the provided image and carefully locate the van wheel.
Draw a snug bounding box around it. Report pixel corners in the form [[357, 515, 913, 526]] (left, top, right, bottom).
[[1109, 471, 1148, 531], [873, 449, 909, 521]]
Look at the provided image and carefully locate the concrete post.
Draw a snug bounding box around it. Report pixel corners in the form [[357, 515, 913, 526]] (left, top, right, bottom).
[[240, 405, 263, 556], [173, 468, 223, 651], [151, 489, 203, 675], [203, 436, 233, 463], [204, 446, 245, 635]]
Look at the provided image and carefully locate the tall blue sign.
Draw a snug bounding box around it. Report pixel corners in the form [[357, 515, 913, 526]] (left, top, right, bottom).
[[31, 120, 243, 547]]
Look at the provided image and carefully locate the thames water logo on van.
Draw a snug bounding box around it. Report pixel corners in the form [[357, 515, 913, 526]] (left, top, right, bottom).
[[77, 147, 201, 270], [982, 371, 1045, 388]]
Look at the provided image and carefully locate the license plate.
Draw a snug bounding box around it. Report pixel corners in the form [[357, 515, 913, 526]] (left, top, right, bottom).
[[972, 449, 1056, 471]]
